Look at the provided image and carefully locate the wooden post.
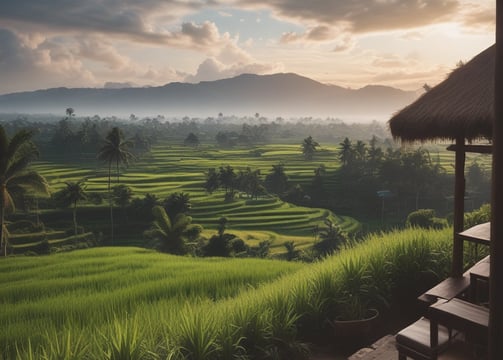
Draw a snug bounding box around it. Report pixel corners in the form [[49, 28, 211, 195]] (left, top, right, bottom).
[[490, 0, 503, 357], [452, 137, 465, 277]]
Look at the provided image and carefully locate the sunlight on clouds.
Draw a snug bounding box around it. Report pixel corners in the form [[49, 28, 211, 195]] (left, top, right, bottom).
[[0, 0, 496, 94]]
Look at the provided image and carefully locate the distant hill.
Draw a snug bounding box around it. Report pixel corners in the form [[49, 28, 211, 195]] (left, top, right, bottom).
[[0, 73, 417, 120]]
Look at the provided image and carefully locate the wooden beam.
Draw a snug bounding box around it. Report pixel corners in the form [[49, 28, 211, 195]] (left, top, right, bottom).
[[490, 0, 503, 358], [446, 144, 492, 154], [452, 136, 465, 278]]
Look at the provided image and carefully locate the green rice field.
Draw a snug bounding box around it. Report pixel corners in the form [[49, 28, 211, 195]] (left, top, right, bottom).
[[0, 228, 455, 358], [30, 143, 359, 251]]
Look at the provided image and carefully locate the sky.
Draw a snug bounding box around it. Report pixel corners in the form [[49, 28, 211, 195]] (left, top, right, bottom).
[[0, 0, 495, 95]]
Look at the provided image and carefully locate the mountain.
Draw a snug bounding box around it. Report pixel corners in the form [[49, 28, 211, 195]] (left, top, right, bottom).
[[0, 73, 417, 120]]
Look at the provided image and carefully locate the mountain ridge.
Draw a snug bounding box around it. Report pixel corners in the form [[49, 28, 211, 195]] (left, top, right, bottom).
[[0, 73, 417, 120]]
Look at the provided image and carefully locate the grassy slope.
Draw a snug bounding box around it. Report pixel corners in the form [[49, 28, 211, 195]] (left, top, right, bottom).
[[0, 248, 303, 350], [1, 227, 454, 358]]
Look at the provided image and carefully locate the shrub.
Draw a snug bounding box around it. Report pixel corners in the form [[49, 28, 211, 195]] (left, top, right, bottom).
[[464, 203, 490, 228], [406, 209, 447, 229]]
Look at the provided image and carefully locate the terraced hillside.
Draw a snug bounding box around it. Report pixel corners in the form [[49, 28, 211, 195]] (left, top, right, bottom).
[[32, 143, 359, 250]]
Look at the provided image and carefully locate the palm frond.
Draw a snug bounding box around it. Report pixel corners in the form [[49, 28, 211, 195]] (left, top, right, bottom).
[[4, 152, 36, 180], [152, 206, 172, 233], [6, 129, 36, 161], [172, 214, 192, 232], [8, 172, 50, 196]]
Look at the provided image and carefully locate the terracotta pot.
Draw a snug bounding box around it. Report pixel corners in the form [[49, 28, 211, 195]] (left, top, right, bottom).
[[331, 308, 379, 338]]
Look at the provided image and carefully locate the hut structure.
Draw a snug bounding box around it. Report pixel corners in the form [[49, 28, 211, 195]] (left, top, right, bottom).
[[390, 44, 494, 278], [389, 43, 502, 358]]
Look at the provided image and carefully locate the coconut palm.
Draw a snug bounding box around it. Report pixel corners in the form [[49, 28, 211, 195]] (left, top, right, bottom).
[[144, 206, 202, 255], [301, 136, 320, 160], [54, 180, 87, 235], [0, 126, 50, 256], [339, 137, 353, 166], [97, 127, 135, 243], [162, 192, 191, 220]]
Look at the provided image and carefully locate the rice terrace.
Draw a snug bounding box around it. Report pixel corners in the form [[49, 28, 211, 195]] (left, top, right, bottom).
[[0, 111, 493, 360], [32, 142, 359, 252], [0, 2, 499, 357]]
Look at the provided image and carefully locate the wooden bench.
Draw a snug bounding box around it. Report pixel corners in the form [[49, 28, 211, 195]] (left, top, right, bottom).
[[429, 298, 489, 348], [396, 315, 455, 360]]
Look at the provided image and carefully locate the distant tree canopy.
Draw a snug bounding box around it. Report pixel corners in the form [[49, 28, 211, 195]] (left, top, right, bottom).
[[265, 163, 289, 196], [184, 132, 200, 147], [203, 165, 265, 201]]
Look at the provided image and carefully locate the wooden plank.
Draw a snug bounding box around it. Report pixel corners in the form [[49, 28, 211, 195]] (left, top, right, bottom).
[[446, 144, 493, 154], [420, 276, 470, 302], [458, 222, 491, 244]]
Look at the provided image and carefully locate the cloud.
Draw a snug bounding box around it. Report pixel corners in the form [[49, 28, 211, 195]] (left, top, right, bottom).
[[460, 3, 495, 29], [0, 27, 192, 94], [371, 53, 419, 69], [0, 28, 97, 94], [173, 21, 228, 50], [0, 0, 201, 43], [281, 25, 336, 43], [333, 35, 356, 53], [75, 36, 131, 69], [185, 56, 282, 83], [370, 66, 450, 87], [238, 0, 460, 33]]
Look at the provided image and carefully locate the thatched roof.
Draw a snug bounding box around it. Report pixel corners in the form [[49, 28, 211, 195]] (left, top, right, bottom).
[[389, 45, 494, 142]]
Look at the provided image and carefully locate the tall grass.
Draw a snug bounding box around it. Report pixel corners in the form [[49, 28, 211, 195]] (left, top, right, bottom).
[[2, 227, 454, 358]]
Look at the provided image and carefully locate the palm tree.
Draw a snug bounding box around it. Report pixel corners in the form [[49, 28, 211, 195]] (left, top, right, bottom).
[[162, 192, 191, 220], [144, 206, 202, 255], [301, 136, 320, 160], [204, 168, 220, 194], [283, 241, 299, 261], [0, 126, 50, 256], [339, 137, 353, 166], [65, 107, 75, 118], [219, 165, 236, 197], [54, 180, 87, 235], [313, 220, 348, 256], [97, 127, 135, 243]]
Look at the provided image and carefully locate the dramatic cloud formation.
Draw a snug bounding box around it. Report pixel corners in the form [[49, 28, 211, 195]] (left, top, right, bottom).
[[0, 0, 495, 95], [0, 0, 199, 42], [238, 0, 459, 32], [0, 28, 97, 94]]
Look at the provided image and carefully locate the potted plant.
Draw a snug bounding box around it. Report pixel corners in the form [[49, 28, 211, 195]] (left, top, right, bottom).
[[328, 257, 386, 339], [330, 292, 379, 338]]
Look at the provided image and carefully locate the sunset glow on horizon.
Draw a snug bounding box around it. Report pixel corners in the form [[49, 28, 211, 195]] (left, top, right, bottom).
[[0, 0, 495, 95]]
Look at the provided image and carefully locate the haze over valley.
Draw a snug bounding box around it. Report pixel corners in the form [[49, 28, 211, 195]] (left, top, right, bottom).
[[0, 73, 417, 121]]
